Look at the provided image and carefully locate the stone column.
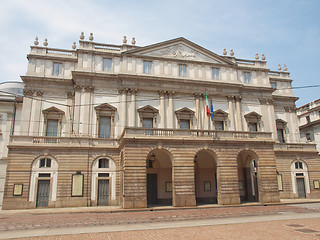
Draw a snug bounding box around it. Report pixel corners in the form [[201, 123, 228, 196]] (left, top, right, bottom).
[[203, 95, 208, 130], [290, 107, 299, 143], [195, 93, 201, 129], [73, 85, 82, 136], [129, 89, 137, 127], [259, 99, 269, 132], [235, 96, 243, 131], [267, 100, 277, 140], [119, 88, 128, 135], [284, 107, 293, 143], [227, 96, 235, 131], [20, 89, 34, 135], [29, 91, 43, 136], [66, 92, 74, 137], [81, 86, 94, 136], [159, 91, 166, 128], [167, 92, 174, 128]]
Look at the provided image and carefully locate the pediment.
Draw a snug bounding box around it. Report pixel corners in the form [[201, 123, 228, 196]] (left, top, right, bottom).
[[244, 111, 262, 119], [42, 106, 64, 115], [94, 103, 117, 112], [126, 37, 234, 65], [214, 109, 228, 116], [137, 105, 159, 113], [276, 119, 287, 124], [175, 107, 195, 115]]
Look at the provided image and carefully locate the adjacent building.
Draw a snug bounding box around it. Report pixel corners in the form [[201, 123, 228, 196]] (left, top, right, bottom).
[[298, 99, 320, 154], [2, 33, 320, 210], [0, 82, 23, 209]]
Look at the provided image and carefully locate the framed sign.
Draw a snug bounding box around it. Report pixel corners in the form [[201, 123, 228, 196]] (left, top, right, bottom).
[[314, 180, 320, 189], [204, 181, 211, 191], [13, 184, 23, 196], [277, 174, 283, 191], [165, 182, 172, 192], [72, 174, 84, 197]]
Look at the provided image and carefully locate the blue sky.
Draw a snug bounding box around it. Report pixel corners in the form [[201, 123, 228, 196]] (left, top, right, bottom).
[[1, 0, 319, 106]]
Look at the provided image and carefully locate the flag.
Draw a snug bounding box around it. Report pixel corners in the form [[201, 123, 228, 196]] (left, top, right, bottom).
[[210, 97, 214, 120], [205, 92, 210, 117]]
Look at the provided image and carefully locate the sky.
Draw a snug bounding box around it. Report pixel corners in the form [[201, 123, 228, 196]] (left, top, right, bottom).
[[1, 0, 319, 107]]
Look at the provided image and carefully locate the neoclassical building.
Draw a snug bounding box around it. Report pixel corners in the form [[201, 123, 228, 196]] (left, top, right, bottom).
[[2, 33, 320, 210]]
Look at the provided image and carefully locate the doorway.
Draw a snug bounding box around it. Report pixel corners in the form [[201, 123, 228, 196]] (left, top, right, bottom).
[[147, 174, 158, 205], [98, 179, 109, 206], [296, 178, 306, 198], [36, 180, 50, 207]]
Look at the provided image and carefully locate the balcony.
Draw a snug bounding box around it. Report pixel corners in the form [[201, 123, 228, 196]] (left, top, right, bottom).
[[121, 127, 273, 142], [274, 143, 318, 152]]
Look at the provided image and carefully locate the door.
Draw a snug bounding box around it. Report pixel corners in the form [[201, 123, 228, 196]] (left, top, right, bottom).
[[98, 179, 109, 206], [147, 174, 157, 205], [36, 180, 50, 207], [297, 178, 306, 198]]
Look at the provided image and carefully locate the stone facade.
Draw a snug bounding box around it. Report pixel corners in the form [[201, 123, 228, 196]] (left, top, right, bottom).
[[2, 34, 320, 210]]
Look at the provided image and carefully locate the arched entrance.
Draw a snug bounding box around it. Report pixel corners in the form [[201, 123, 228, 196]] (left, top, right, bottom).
[[237, 150, 259, 203], [291, 160, 310, 198], [146, 149, 172, 206], [194, 150, 217, 205]]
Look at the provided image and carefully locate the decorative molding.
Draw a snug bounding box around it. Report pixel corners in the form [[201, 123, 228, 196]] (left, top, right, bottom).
[[74, 85, 83, 91], [84, 86, 95, 92], [23, 89, 35, 96], [36, 91, 44, 97]]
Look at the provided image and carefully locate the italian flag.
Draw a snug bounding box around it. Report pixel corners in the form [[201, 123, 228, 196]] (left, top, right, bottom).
[[206, 92, 210, 117]]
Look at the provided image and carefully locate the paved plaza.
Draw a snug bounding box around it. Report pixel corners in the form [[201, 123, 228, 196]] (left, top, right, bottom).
[[1, 202, 320, 239]]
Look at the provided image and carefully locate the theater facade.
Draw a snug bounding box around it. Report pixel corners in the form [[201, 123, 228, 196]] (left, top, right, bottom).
[[2, 33, 320, 209]]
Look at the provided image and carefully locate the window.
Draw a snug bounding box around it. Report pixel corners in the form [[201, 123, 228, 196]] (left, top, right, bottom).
[[142, 118, 153, 128], [244, 72, 251, 84], [103, 58, 112, 72], [270, 82, 277, 89], [46, 119, 58, 137], [179, 64, 187, 77], [143, 60, 152, 74], [277, 129, 285, 143], [180, 119, 190, 129], [295, 162, 303, 169], [306, 116, 311, 123], [212, 67, 219, 80], [306, 132, 311, 141], [53, 63, 62, 76], [215, 121, 224, 130], [99, 116, 111, 138], [39, 158, 51, 168], [99, 158, 109, 168], [249, 122, 258, 132]]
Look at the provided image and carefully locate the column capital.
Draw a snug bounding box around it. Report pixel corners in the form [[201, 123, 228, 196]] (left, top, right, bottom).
[[130, 89, 138, 94], [118, 88, 128, 94], [36, 91, 43, 97], [159, 90, 166, 96], [227, 95, 235, 101], [84, 86, 95, 92], [74, 85, 83, 91], [67, 92, 74, 99], [259, 98, 267, 105], [234, 96, 242, 101], [23, 89, 35, 96]]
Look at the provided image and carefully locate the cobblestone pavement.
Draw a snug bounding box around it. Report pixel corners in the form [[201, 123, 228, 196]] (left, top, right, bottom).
[[0, 204, 319, 232], [9, 218, 320, 240]]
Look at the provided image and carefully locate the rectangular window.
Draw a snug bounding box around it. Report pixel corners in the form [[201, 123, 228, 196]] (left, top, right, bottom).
[[103, 58, 112, 72], [244, 72, 251, 84], [295, 162, 303, 169], [180, 119, 190, 129], [212, 67, 219, 80], [99, 116, 111, 138], [215, 121, 224, 131], [53, 63, 62, 76], [179, 64, 187, 77], [277, 129, 285, 143], [46, 119, 58, 137], [248, 122, 258, 132], [306, 132, 311, 141], [99, 158, 109, 168], [306, 115, 311, 123], [142, 118, 153, 128], [143, 60, 152, 74], [39, 158, 51, 168]]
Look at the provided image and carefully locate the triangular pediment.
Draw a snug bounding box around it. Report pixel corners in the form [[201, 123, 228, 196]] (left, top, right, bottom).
[[214, 109, 228, 116], [244, 111, 262, 119], [137, 105, 159, 113], [125, 37, 234, 65], [175, 107, 195, 115], [94, 103, 117, 112], [42, 106, 64, 115]]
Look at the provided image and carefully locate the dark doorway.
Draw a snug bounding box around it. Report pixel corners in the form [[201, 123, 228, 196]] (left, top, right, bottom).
[[98, 179, 109, 206], [147, 174, 158, 205], [297, 178, 306, 198], [36, 180, 50, 207]]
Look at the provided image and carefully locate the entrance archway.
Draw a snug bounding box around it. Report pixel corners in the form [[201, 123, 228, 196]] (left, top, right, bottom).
[[146, 149, 172, 206], [194, 150, 217, 204], [237, 150, 259, 203]]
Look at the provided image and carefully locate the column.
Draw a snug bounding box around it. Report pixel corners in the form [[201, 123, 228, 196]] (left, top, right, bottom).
[[195, 93, 201, 129], [119, 88, 127, 134], [29, 91, 43, 136], [258, 99, 269, 132], [129, 89, 137, 127], [203, 95, 208, 130], [235, 96, 243, 131], [290, 107, 299, 143], [267, 100, 277, 140], [167, 92, 174, 128], [73, 85, 82, 136], [82, 86, 94, 136], [284, 107, 293, 143], [159, 91, 166, 128], [227, 96, 235, 131], [20, 89, 34, 135], [66, 92, 74, 137]]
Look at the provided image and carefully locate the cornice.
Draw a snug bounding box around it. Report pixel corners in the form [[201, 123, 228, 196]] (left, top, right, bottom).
[[27, 53, 78, 62]]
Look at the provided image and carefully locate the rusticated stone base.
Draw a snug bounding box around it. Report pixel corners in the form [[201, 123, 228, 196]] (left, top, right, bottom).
[[173, 194, 196, 207]]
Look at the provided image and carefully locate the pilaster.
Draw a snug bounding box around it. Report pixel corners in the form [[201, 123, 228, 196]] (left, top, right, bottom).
[[227, 96, 235, 131], [20, 89, 34, 135]]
